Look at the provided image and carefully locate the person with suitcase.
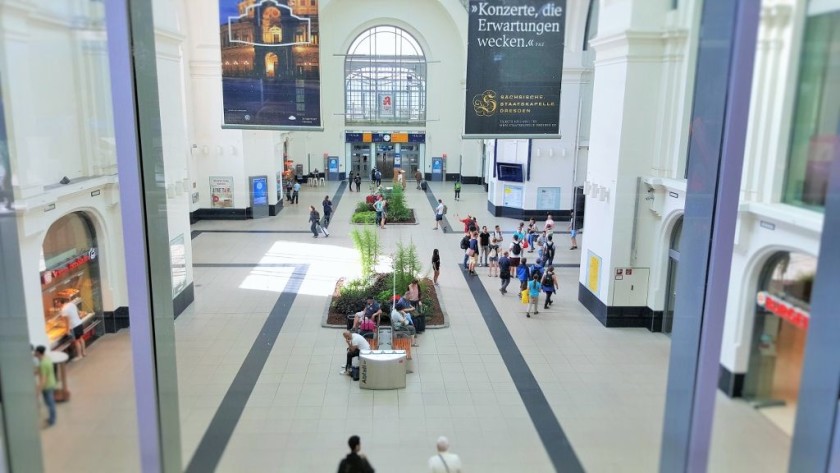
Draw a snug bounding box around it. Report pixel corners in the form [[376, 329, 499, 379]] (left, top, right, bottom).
[[340, 331, 370, 378]]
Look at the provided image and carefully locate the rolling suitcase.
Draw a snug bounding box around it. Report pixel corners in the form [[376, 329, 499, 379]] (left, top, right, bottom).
[[420, 180, 428, 191], [413, 314, 426, 333], [316, 222, 330, 237]]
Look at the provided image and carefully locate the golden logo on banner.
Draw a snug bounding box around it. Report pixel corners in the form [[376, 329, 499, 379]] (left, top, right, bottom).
[[473, 90, 498, 116]]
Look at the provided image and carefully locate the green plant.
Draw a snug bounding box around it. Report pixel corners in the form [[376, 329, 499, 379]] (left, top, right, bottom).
[[392, 241, 422, 295], [351, 227, 380, 280], [351, 211, 376, 225], [355, 201, 374, 213], [385, 184, 411, 222]]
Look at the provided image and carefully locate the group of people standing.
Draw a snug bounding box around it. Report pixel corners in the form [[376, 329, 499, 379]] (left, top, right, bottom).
[[450, 213, 563, 318]]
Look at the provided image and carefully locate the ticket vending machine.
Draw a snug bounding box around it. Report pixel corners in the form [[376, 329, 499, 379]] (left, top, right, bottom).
[[431, 157, 444, 181], [328, 156, 340, 181]]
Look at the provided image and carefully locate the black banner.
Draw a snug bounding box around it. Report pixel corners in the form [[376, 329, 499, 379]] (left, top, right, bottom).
[[465, 0, 566, 136], [219, 0, 321, 129]]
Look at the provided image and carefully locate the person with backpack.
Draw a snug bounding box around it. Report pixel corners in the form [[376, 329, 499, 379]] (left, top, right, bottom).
[[354, 173, 362, 192], [308, 205, 321, 237], [542, 266, 558, 308], [498, 250, 511, 294], [467, 231, 479, 275], [337, 435, 375, 473], [509, 235, 523, 277], [544, 234, 556, 266], [530, 258, 544, 281], [526, 272, 542, 318], [433, 199, 446, 230], [517, 256, 530, 290], [375, 169, 382, 186], [460, 233, 470, 270], [454, 180, 462, 201]]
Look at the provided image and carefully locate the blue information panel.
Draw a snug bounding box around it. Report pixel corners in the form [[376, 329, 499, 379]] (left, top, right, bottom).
[[249, 175, 269, 218]]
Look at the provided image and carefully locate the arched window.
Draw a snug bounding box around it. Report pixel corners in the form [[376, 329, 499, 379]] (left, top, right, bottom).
[[345, 26, 427, 125]]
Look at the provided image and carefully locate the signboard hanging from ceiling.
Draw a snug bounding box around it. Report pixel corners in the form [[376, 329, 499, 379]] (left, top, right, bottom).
[[464, 0, 566, 137], [218, 0, 323, 130]]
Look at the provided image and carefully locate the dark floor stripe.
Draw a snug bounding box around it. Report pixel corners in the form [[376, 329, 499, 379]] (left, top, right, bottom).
[[330, 180, 347, 210], [185, 264, 308, 473], [423, 186, 453, 233], [459, 264, 584, 473], [191, 230, 203, 239]]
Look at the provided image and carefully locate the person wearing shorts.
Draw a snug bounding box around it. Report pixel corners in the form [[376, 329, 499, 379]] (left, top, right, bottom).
[[509, 236, 523, 277], [488, 241, 500, 277], [59, 301, 86, 359]]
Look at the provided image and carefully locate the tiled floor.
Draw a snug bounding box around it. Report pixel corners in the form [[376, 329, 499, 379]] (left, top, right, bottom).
[[39, 180, 791, 472]]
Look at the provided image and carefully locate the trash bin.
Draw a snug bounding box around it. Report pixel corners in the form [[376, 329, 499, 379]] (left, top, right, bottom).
[[359, 350, 407, 390]]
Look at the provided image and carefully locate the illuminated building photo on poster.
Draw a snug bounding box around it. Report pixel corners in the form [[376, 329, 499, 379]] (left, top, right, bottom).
[[219, 0, 322, 128]]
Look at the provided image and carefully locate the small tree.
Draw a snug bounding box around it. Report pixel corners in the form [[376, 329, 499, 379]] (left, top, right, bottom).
[[386, 184, 411, 222], [392, 241, 422, 296], [351, 227, 380, 281]]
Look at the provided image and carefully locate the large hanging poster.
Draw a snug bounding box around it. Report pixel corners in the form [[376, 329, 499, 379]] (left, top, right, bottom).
[[464, 0, 566, 137], [219, 0, 322, 129]]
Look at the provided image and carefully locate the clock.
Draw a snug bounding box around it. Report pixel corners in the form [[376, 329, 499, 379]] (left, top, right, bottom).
[[382, 134, 391, 142]]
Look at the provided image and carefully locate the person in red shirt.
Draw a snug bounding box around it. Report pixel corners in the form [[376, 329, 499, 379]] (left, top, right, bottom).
[[455, 213, 476, 234]]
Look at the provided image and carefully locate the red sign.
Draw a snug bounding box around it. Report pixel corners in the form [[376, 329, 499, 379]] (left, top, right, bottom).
[[40, 249, 97, 286], [756, 291, 809, 330]]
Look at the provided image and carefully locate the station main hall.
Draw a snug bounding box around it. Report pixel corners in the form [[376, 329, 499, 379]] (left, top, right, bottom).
[[0, 0, 837, 472]]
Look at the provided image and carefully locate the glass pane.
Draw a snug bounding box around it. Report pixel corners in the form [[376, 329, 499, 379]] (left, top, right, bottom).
[[708, 4, 836, 470], [782, 11, 840, 210], [0, 1, 139, 471]]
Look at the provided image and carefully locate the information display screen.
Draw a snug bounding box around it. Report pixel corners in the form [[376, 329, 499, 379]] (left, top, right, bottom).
[[496, 163, 524, 182]]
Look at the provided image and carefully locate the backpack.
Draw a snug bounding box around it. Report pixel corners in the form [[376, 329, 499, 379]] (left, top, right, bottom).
[[543, 273, 553, 286], [375, 171, 382, 180], [460, 235, 470, 250], [545, 241, 555, 258], [531, 265, 543, 279], [442, 204, 448, 215], [512, 242, 521, 255]]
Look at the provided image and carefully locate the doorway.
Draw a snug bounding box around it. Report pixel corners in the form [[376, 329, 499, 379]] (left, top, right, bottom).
[[662, 216, 682, 334]]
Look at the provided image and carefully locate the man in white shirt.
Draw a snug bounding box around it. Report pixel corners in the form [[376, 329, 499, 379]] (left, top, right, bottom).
[[340, 330, 370, 375], [433, 199, 445, 230], [429, 436, 462, 473], [59, 301, 86, 359]]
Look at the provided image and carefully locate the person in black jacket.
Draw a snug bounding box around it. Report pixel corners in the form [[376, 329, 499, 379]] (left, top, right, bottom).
[[337, 435, 374, 473]]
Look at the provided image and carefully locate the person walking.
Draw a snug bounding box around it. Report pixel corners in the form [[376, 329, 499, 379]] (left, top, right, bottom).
[[309, 205, 321, 238], [429, 436, 462, 473], [498, 250, 511, 294], [374, 169, 382, 186], [322, 195, 333, 228], [337, 435, 375, 473], [454, 179, 462, 201], [34, 346, 57, 427], [431, 249, 441, 286], [354, 173, 362, 192], [415, 169, 423, 189], [542, 266, 558, 308], [569, 211, 579, 250], [526, 272, 541, 318], [292, 181, 301, 204], [509, 235, 523, 277], [478, 226, 490, 267], [544, 234, 556, 266], [517, 257, 530, 291], [433, 199, 446, 230]]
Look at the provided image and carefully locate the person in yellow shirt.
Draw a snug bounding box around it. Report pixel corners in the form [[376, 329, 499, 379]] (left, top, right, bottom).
[[34, 346, 57, 427]]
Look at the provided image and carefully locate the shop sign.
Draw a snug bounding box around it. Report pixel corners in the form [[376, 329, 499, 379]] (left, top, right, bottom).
[[41, 248, 98, 286], [756, 291, 809, 330]]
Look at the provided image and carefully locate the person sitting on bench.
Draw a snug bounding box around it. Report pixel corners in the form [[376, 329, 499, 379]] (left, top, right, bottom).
[[340, 330, 370, 376], [391, 308, 418, 347], [351, 297, 382, 332], [393, 293, 416, 325]]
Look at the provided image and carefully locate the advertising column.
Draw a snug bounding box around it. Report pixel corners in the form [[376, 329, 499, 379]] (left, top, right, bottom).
[[465, 0, 566, 137]]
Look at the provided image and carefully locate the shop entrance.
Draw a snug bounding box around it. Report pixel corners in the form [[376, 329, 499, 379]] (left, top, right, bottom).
[[743, 251, 814, 435], [40, 212, 104, 352], [661, 216, 682, 334]]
